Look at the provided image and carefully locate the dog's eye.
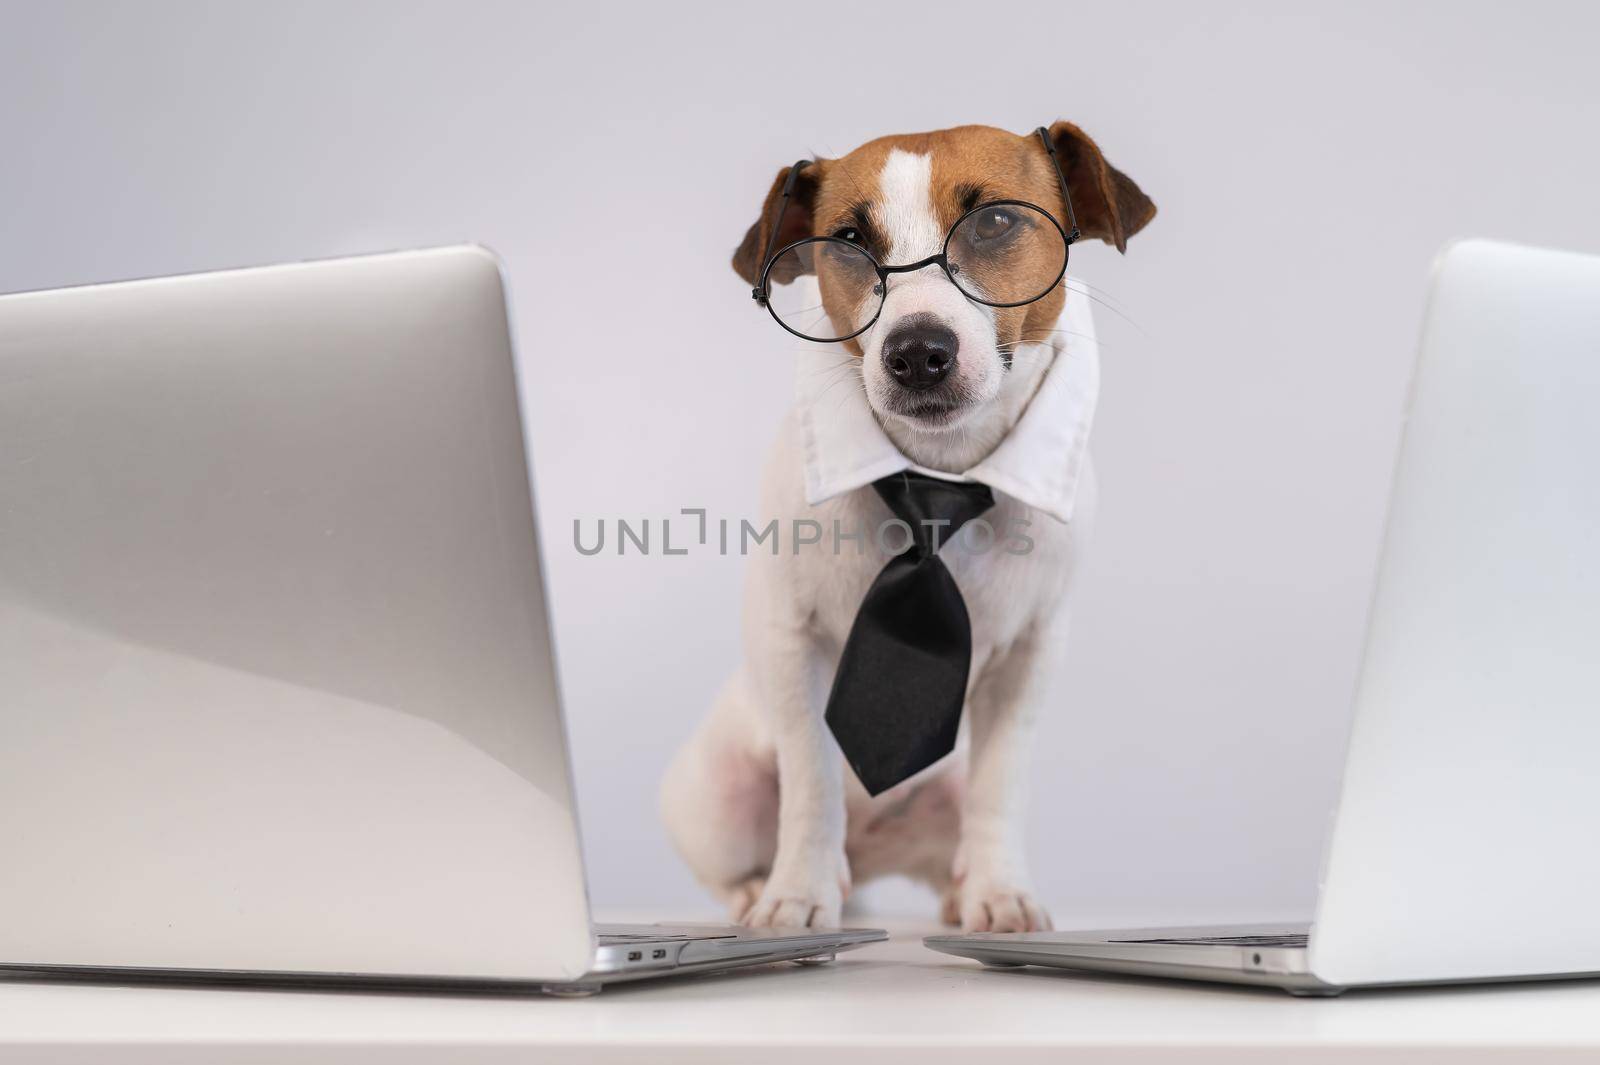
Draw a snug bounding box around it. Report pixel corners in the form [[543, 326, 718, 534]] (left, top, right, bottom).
[[831, 227, 865, 247], [971, 209, 1017, 242]]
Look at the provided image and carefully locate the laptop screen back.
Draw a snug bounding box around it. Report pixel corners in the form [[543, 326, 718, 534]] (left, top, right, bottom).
[[1312, 240, 1600, 985], [0, 248, 594, 981]]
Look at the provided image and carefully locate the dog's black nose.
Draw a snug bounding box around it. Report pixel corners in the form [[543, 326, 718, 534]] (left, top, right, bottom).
[[882, 319, 958, 392]]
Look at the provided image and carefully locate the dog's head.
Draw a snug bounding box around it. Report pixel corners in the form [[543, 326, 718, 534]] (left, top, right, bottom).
[[734, 123, 1154, 436]]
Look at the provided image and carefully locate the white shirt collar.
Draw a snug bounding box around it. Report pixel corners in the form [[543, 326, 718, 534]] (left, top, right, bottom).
[[794, 280, 1100, 524]]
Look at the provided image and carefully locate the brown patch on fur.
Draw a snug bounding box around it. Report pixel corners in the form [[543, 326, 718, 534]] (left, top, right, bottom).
[[731, 162, 823, 286], [1047, 120, 1157, 253]]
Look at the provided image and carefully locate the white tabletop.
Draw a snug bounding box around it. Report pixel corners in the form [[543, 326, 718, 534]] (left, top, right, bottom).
[[5, 918, 1600, 1063]]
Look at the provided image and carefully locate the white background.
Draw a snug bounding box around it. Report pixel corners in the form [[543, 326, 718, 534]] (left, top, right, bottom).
[[4, 0, 1598, 924]]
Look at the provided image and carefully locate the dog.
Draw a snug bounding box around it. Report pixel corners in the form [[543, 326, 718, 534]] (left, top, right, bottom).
[[662, 121, 1154, 932]]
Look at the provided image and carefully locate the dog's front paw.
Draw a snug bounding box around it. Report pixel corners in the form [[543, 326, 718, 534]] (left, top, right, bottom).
[[740, 866, 848, 929], [957, 883, 1052, 933]]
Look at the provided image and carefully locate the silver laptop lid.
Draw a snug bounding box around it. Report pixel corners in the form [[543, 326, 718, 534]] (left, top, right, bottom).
[[0, 247, 596, 981], [1312, 240, 1600, 985]]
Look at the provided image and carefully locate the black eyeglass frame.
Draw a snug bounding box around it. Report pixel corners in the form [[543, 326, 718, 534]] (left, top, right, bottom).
[[751, 126, 1083, 343]]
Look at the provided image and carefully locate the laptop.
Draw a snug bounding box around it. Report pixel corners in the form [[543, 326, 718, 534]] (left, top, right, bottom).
[[927, 239, 1600, 995], [0, 246, 883, 995]]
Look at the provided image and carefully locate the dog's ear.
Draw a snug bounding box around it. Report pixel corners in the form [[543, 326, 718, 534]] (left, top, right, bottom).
[[731, 161, 822, 285], [1046, 121, 1155, 253]]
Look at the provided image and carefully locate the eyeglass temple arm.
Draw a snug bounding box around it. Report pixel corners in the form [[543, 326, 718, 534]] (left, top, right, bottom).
[[1034, 126, 1082, 245], [752, 159, 813, 304]]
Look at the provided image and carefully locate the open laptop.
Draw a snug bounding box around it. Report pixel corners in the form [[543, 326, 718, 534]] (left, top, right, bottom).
[[0, 246, 882, 996], [927, 239, 1600, 995]]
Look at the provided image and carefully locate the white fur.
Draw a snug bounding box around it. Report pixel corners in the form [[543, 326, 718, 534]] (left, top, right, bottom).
[[875, 150, 943, 262], [661, 149, 1095, 932], [858, 151, 1006, 435]]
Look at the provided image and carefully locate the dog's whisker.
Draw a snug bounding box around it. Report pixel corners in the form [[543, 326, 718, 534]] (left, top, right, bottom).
[[810, 358, 860, 381], [808, 354, 859, 377], [1062, 278, 1146, 336], [801, 359, 860, 376], [1002, 327, 1105, 352], [1010, 326, 1101, 344], [810, 361, 867, 417], [1063, 278, 1138, 325], [789, 306, 840, 334], [818, 373, 866, 413], [1063, 276, 1133, 312], [996, 336, 1105, 362]]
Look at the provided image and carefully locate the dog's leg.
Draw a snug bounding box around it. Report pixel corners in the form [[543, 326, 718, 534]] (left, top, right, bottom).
[[739, 618, 851, 928], [953, 622, 1061, 933], [661, 671, 779, 917]]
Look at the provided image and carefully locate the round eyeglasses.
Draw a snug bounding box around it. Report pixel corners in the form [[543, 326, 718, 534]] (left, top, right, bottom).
[[752, 127, 1082, 344]]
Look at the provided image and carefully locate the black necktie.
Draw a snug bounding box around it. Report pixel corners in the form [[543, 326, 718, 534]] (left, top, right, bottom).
[[824, 471, 995, 796]]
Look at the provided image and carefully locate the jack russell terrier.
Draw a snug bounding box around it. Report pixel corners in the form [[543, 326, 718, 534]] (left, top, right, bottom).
[[663, 121, 1154, 932]]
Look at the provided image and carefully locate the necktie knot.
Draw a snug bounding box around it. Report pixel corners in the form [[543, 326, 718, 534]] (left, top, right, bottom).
[[872, 471, 995, 557]]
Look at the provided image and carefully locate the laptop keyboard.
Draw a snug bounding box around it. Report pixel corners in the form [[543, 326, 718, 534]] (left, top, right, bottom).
[[1111, 933, 1309, 948]]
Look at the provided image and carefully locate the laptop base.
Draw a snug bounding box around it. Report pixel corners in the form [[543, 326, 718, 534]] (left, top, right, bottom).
[[925, 924, 1341, 996], [0, 924, 883, 997], [927, 922, 1600, 996], [585, 922, 881, 991]]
